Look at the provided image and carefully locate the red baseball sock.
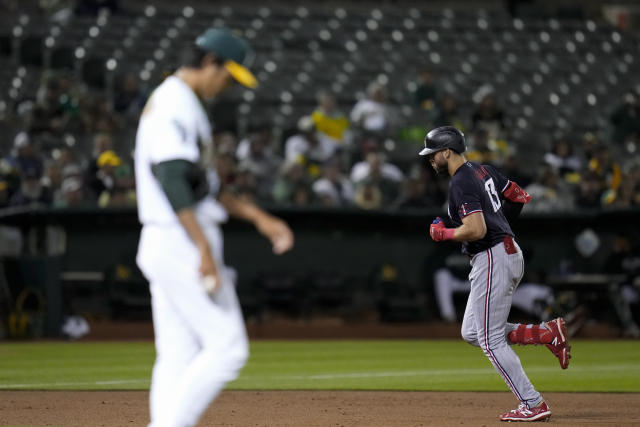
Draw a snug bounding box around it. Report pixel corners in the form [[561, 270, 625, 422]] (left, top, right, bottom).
[[508, 323, 552, 345]]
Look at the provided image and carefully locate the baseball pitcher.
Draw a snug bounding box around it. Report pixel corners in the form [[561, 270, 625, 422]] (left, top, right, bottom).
[[135, 28, 293, 427]]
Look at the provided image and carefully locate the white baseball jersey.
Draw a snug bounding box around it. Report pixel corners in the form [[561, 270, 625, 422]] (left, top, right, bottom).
[[135, 76, 227, 226]]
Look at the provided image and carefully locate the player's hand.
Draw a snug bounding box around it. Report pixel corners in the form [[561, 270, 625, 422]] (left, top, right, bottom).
[[255, 215, 294, 255], [199, 246, 221, 294], [430, 217, 455, 242]]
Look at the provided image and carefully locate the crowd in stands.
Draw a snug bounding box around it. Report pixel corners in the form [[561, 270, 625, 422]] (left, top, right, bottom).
[[1, 2, 640, 214], [1, 66, 639, 213]]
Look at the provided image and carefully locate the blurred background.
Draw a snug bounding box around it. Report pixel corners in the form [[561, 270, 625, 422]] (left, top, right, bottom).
[[0, 0, 639, 341]]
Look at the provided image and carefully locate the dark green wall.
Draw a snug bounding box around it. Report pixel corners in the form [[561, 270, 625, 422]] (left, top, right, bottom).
[[2, 206, 638, 285], [1, 207, 638, 334]]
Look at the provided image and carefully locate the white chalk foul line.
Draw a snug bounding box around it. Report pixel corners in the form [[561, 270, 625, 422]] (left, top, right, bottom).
[[249, 364, 640, 381], [0, 364, 637, 388], [0, 379, 150, 389]]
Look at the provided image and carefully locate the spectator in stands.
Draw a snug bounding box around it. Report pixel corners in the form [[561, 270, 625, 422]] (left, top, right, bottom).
[[114, 72, 146, 119], [351, 151, 404, 185], [54, 147, 84, 179], [9, 169, 52, 207], [214, 131, 238, 156], [81, 95, 119, 136], [544, 137, 582, 179], [0, 157, 19, 201], [99, 162, 135, 207], [353, 179, 383, 210], [285, 116, 336, 175], [0, 180, 9, 209], [524, 164, 574, 212], [56, 72, 81, 119], [629, 164, 640, 204], [608, 167, 640, 208], [272, 160, 312, 206], [87, 149, 121, 201], [580, 132, 600, 161], [350, 151, 403, 206], [27, 77, 68, 140], [471, 89, 506, 141], [589, 145, 622, 204], [311, 91, 350, 146], [395, 164, 445, 209], [350, 82, 393, 136], [54, 177, 87, 208], [236, 124, 281, 199], [215, 151, 237, 188], [312, 157, 354, 207], [87, 132, 113, 178], [465, 128, 503, 166], [609, 91, 640, 145], [575, 170, 603, 208], [8, 132, 43, 179], [232, 165, 259, 203], [434, 93, 465, 130], [412, 69, 438, 113], [292, 184, 314, 207], [42, 159, 63, 202]]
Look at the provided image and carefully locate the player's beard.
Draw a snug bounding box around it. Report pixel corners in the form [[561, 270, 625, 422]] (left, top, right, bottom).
[[432, 158, 449, 175]]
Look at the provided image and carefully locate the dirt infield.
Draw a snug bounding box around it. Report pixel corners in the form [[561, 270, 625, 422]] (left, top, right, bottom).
[[1, 390, 638, 426]]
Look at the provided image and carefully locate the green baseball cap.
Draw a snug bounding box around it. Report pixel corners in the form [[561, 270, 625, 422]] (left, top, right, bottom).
[[195, 28, 258, 88]]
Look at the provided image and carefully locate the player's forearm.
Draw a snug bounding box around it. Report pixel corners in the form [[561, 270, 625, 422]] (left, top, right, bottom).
[[218, 191, 272, 225], [177, 208, 212, 253]]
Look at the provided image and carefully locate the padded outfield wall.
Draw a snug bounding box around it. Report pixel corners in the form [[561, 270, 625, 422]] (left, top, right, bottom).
[[1, 207, 638, 335]]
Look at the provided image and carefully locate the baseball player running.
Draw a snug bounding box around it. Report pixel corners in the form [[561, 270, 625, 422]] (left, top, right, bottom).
[[135, 28, 294, 427], [420, 126, 570, 422]]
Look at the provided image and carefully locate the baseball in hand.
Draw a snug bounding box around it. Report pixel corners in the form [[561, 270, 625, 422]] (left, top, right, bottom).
[[202, 275, 219, 293]]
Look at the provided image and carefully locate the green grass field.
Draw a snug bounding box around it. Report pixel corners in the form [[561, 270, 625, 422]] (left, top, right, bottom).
[[0, 340, 638, 392]]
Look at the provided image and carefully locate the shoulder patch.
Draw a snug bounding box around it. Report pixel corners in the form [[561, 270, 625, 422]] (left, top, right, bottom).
[[459, 202, 471, 217]]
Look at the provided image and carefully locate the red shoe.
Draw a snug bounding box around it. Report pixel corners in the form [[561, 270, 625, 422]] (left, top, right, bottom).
[[500, 402, 551, 422], [544, 317, 571, 369]]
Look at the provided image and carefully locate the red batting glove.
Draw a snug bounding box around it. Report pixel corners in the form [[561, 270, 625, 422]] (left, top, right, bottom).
[[430, 217, 456, 242]]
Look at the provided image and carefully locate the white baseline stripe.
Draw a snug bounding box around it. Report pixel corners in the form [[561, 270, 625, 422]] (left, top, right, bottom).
[[0, 379, 149, 388], [239, 364, 640, 382], [1, 364, 637, 388]]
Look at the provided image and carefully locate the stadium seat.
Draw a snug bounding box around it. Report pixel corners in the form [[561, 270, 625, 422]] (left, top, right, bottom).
[[19, 36, 43, 66], [82, 56, 107, 88]]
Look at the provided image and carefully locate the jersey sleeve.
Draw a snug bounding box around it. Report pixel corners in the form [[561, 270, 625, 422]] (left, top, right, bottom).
[[484, 165, 510, 195], [450, 179, 483, 219], [147, 117, 199, 164]]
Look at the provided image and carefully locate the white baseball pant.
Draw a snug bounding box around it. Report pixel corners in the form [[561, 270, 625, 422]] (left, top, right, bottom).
[[137, 223, 248, 427], [461, 239, 543, 409]]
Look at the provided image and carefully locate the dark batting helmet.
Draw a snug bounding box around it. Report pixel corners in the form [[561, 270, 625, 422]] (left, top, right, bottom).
[[418, 126, 466, 156]]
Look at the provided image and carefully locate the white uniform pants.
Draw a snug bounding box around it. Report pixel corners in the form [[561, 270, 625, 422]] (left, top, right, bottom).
[[137, 223, 248, 427], [461, 240, 543, 408]]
